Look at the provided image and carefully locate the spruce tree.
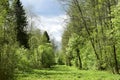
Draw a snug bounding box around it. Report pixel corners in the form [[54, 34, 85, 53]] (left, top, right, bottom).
[[42, 31, 50, 43], [13, 0, 29, 48]]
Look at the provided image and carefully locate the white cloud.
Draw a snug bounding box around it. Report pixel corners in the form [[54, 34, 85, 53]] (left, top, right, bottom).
[[20, 0, 68, 47], [35, 14, 68, 42], [27, 14, 68, 42]]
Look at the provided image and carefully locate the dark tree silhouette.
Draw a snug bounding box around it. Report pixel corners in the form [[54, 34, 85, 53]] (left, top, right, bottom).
[[43, 31, 50, 43], [14, 0, 29, 48]]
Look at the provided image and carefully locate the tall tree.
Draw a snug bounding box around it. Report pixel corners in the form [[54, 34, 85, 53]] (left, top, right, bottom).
[[13, 0, 29, 48], [66, 33, 82, 69]]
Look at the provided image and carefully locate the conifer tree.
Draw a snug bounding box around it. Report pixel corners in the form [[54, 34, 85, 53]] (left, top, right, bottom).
[[42, 31, 50, 43], [13, 0, 29, 48]]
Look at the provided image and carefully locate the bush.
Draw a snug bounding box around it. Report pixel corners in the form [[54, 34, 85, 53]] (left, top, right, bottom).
[[0, 44, 19, 80], [57, 51, 65, 65], [38, 43, 55, 68], [16, 47, 31, 72], [57, 57, 65, 65]]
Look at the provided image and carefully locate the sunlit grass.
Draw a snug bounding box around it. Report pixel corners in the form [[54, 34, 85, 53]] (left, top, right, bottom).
[[17, 65, 120, 80]]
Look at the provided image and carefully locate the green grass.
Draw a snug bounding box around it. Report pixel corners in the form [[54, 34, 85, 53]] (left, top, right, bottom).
[[17, 65, 120, 80]]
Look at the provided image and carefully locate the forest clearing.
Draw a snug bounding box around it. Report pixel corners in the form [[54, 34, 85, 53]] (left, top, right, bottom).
[[1, 0, 120, 80], [17, 65, 120, 80]]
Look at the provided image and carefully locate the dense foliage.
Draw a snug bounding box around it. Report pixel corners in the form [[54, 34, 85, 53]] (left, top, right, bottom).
[[0, 0, 55, 80], [61, 0, 120, 74]]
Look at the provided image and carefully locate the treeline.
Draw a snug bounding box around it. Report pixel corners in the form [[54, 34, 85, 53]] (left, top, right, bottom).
[[0, 0, 55, 80], [61, 0, 120, 74]]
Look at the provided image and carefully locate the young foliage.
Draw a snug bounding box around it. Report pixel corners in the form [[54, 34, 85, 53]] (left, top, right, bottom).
[[38, 43, 55, 68]]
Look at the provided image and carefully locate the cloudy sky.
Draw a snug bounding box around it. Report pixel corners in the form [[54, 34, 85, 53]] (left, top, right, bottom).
[[20, 0, 67, 44]]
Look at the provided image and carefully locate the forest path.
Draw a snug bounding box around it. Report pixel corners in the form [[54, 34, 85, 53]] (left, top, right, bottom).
[[17, 65, 120, 80]]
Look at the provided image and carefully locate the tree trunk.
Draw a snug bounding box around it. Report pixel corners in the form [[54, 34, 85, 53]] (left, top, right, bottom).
[[73, 0, 100, 61], [76, 48, 82, 69], [113, 44, 119, 74]]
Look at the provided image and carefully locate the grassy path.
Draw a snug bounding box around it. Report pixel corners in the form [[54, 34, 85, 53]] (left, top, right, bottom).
[[17, 65, 120, 80]]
